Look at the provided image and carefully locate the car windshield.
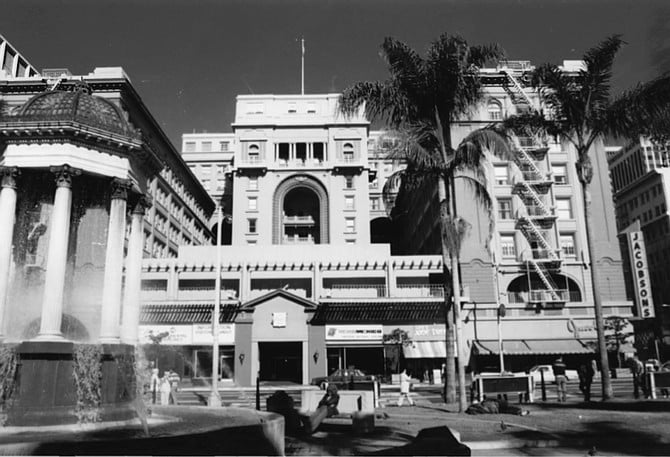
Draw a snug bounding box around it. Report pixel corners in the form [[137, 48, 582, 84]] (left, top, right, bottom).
[[330, 368, 365, 377]]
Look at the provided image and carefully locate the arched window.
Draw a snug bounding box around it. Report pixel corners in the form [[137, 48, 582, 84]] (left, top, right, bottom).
[[487, 100, 502, 120], [343, 143, 354, 162], [248, 144, 260, 162]]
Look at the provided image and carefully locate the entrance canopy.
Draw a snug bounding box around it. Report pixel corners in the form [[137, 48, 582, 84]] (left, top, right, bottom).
[[473, 339, 594, 355], [402, 341, 446, 358]]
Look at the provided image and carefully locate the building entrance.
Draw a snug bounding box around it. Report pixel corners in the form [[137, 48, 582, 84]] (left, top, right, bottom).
[[326, 346, 384, 377], [259, 342, 302, 383]]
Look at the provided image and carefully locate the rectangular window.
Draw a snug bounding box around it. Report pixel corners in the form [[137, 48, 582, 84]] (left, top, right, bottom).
[[497, 199, 512, 219], [184, 142, 196, 152], [494, 165, 509, 185], [560, 234, 576, 257], [345, 176, 354, 189], [201, 141, 212, 152], [556, 198, 572, 219], [248, 197, 257, 211], [500, 235, 516, 258], [220, 141, 229, 152], [552, 164, 568, 184], [216, 178, 225, 191], [370, 197, 380, 211], [345, 217, 356, 233], [248, 218, 257, 233], [345, 196, 355, 210], [248, 176, 258, 191]]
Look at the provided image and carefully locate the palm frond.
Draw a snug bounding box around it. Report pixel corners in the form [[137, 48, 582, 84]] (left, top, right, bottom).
[[455, 174, 496, 249], [452, 128, 513, 168], [604, 73, 670, 138], [440, 208, 471, 258], [467, 43, 506, 69], [580, 35, 625, 126]]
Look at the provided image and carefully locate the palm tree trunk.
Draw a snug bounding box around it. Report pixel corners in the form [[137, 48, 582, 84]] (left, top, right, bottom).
[[580, 178, 613, 400], [438, 176, 457, 404], [452, 254, 468, 412]]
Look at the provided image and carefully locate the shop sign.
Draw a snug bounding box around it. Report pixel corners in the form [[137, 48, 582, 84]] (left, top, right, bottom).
[[627, 231, 655, 318], [139, 325, 192, 345], [411, 325, 446, 340], [326, 325, 383, 340], [192, 324, 235, 345]]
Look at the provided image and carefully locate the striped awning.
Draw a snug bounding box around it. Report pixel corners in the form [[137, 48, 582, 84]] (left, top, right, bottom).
[[140, 303, 239, 324], [311, 302, 444, 324], [473, 339, 594, 355], [402, 341, 447, 358]]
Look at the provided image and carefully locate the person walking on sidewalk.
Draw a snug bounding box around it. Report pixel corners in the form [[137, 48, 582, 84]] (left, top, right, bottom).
[[552, 357, 568, 402], [397, 369, 415, 406], [629, 356, 645, 399], [578, 362, 594, 402]]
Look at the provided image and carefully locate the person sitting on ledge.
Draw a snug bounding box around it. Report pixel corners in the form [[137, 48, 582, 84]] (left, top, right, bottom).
[[302, 384, 340, 434], [466, 398, 529, 416]]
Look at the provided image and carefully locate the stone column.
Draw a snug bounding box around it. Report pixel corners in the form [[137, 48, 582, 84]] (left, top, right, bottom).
[[99, 179, 130, 344], [120, 196, 149, 344], [35, 166, 80, 340], [0, 167, 19, 341]]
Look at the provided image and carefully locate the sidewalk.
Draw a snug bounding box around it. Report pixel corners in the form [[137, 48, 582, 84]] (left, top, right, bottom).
[[285, 399, 670, 455]]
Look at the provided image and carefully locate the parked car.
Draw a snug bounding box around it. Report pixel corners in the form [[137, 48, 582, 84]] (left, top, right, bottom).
[[310, 368, 375, 390]]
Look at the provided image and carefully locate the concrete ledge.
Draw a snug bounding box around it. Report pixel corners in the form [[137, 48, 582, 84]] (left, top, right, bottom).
[[0, 407, 285, 456]]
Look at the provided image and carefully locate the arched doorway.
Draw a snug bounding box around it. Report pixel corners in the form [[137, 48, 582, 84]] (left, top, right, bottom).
[[273, 175, 329, 244]]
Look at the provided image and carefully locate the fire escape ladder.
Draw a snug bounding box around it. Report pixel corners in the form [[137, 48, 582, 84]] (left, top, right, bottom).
[[502, 69, 534, 107], [528, 259, 562, 302], [516, 147, 545, 179]]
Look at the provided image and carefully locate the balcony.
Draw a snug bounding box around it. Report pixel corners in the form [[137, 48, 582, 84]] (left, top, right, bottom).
[[321, 284, 387, 299], [283, 215, 315, 226], [283, 234, 315, 244], [236, 156, 267, 173], [395, 284, 444, 298], [333, 155, 364, 174], [508, 289, 570, 305]]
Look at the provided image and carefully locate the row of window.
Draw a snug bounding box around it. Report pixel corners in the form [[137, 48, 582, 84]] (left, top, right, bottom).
[[184, 140, 231, 153], [499, 233, 576, 259], [497, 197, 573, 219], [494, 164, 568, 185]]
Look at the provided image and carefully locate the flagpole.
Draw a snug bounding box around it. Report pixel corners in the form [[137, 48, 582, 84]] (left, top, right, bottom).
[[301, 37, 305, 95]]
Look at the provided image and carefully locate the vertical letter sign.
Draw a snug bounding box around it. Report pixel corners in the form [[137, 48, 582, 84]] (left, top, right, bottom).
[[627, 231, 655, 318]]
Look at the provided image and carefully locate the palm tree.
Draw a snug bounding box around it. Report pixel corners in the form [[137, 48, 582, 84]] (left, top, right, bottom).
[[339, 34, 510, 411], [503, 35, 670, 400]]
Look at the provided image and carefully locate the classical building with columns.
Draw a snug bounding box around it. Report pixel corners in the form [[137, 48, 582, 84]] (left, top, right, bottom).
[[0, 35, 214, 346]]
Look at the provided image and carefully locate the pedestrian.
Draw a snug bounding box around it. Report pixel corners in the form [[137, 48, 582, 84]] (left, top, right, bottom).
[[552, 357, 568, 402], [397, 369, 415, 406], [159, 373, 171, 406], [578, 362, 594, 402], [659, 364, 670, 399], [150, 367, 160, 405], [167, 369, 181, 405], [628, 356, 645, 399]]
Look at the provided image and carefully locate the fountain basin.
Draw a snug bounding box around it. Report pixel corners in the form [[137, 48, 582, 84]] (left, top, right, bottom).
[[0, 406, 285, 455], [5, 342, 136, 426]]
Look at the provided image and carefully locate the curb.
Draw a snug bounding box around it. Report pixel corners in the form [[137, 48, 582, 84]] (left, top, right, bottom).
[[465, 436, 670, 451]]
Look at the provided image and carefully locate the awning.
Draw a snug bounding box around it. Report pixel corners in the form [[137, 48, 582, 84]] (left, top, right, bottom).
[[402, 341, 447, 358], [473, 339, 594, 355], [311, 301, 444, 324], [140, 303, 239, 324]]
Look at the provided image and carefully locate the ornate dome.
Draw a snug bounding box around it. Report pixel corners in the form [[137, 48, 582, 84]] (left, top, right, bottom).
[[16, 83, 138, 138]]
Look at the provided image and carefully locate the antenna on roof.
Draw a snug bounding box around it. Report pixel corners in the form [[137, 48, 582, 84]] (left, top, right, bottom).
[[300, 37, 305, 95]]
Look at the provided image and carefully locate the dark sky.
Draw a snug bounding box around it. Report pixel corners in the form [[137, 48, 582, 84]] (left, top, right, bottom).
[[2, 0, 669, 147]]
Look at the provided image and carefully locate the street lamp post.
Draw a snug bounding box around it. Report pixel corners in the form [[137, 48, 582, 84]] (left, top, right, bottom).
[[497, 302, 506, 373], [208, 205, 223, 407]]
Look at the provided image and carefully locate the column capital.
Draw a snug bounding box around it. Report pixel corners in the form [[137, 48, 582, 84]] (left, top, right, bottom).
[[110, 178, 132, 201], [0, 167, 20, 189], [130, 194, 152, 215], [50, 165, 81, 188]]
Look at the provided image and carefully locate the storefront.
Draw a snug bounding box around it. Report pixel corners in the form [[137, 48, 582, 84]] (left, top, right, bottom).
[[324, 324, 385, 376], [139, 304, 238, 381]]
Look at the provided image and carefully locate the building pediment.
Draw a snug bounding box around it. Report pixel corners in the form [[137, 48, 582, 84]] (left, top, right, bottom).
[[240, 288, 317, 312]]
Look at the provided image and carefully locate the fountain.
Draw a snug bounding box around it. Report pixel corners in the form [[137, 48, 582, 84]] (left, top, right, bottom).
[[0, 83, 284, 454]]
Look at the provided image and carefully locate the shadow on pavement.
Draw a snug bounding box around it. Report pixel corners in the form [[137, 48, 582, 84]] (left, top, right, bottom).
[[533, 399, 670, 413]]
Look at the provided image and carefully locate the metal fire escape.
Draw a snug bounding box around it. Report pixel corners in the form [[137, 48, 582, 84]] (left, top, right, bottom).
[[504, 67, 567, 306]]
